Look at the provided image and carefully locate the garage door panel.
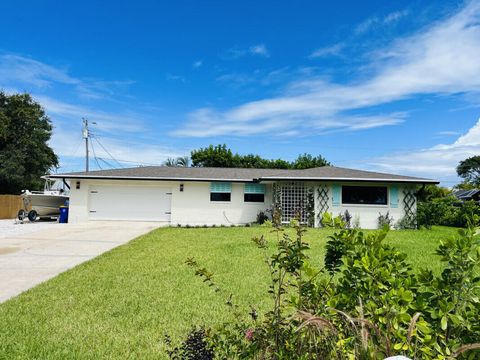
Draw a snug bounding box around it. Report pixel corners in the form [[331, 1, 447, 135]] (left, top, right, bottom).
[[89, 185, 171, 221]]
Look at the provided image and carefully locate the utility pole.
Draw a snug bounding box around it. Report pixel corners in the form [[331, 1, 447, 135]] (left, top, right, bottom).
[[82, 118, 89, 172]]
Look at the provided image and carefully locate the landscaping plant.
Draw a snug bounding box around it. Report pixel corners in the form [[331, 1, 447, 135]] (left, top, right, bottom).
[[180, 217, 480, 359]]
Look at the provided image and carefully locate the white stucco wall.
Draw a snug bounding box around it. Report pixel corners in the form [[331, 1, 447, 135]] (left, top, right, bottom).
[[67, 179, 272, 225], [170, 181, 272, 225]]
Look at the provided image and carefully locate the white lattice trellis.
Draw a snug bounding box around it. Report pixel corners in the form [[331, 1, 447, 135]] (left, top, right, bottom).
[[279, 182, 308, 223]]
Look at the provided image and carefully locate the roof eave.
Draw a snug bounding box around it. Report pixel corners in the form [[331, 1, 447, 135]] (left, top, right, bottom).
[[44, 174, 258, 183], [257, 176, 439, 184]]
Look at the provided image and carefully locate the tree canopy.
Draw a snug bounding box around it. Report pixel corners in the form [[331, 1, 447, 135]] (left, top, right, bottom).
[[456, 155, 480, 186], [0, 92, 58, 194], [190, 144, 330, 169]]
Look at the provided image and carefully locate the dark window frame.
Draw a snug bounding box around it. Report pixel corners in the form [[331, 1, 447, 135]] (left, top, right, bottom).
[[342, 185, 388, 205], [210, 192, 231, 202], [244, 193, 265, 203]]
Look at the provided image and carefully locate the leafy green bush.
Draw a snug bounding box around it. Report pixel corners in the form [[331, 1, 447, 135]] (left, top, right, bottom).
[[321, 212, 347, 229], [417, 198, 480, 228], [182, 220, 480, 359]]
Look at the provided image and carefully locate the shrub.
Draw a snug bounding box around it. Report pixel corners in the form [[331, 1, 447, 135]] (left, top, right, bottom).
[[417, 198, 480, 228], [256, 211, 269, 225], [321, 212, 346, 229], [378, 211, 394, 229], [181, 220, 480, 359], [395, 214, 417, 230], [260, 219, 273, 228], [165, 327, 214, 360], [340, 210, 352, 229]]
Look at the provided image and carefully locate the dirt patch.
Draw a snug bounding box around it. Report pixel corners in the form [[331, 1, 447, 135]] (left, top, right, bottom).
[[0, 247, 20, 255]]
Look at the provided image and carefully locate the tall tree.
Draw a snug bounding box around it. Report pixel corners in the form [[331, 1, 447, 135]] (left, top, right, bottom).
[[175, 156, 190, 167], [191, 144, 236, 167], [190, 144, 330, 169], [292, 153, 331, 169], [457, 156, 480, 186], [163, 157, 177, 167], [0, 92, 58, 194]]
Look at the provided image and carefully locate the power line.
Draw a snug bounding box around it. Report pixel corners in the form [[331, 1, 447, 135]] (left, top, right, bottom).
[[105, 158, 164, 166], [97, 157, 117, 169], [89, 140, 103, 170], [91, 134, 124, 168]]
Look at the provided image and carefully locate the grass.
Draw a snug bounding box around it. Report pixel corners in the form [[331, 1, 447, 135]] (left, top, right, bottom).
[[0, 225, 460, 359]]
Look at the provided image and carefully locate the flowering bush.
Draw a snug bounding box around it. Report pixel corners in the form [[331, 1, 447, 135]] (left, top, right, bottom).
[[176, 219, 480, 359]]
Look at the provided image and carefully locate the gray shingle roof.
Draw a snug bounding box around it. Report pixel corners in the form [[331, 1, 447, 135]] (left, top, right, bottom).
[[47, 166, 438, 184]]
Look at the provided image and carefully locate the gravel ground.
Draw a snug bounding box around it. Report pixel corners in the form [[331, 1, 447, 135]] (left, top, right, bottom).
[[0, 219, 59, 239]]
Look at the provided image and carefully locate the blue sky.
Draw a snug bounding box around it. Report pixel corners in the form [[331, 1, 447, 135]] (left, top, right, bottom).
[[1, 0, 480, 185]]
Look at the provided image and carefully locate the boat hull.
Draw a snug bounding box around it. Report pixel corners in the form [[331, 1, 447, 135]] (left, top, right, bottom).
[[22, 193, 69, 217]]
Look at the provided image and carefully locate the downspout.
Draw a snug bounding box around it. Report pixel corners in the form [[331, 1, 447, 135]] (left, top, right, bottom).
[[63, 178, 71, 190]]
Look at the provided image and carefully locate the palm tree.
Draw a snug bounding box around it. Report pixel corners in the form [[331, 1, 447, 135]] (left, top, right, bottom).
[[176, 156, 190, 167], [163, 157, 177, 167]]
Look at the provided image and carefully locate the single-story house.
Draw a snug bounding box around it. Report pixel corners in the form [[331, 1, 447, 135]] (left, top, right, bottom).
[[46, 166, 438, 229]]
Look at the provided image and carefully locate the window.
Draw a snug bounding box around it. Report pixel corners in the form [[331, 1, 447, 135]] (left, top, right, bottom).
[[342, 185, 387, 205], [244, 183, 265, 202], [210, 182, 231, 202]]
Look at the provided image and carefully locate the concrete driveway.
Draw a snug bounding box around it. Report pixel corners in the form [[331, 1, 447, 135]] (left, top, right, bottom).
[[0, 221, 159, 303]]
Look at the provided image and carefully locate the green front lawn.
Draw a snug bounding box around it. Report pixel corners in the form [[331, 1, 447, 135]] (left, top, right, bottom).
[[0, 226, 459, 359]]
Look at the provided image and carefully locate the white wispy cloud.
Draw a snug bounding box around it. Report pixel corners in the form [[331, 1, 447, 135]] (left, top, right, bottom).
[[0, 53, 134, 100], [221, 44, 270, 59], [355, 9, 409, 35], [192, 60, 203, 68], [175, 1, 480, 137], [166, 73, 186, 82], [215, 67, 292, 88], [0, 54, 79, 87], [35, 95, 183, 170], [0, 55, 180, 170], [436, 130, 462, 136], [367, 118, 480, 182], [54, 131, 184, 168], [249, 44, 270, 57], [34, 95, 146, 133], [309, 43, 345, 58]]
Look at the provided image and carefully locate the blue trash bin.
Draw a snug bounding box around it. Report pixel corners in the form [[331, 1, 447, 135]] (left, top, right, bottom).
[[59, 206, 69, 223]]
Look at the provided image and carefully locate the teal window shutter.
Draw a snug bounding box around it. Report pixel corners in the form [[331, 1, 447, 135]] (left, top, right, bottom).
[[390, 186, 398, 208], [210, 182, 231, 193], [244, 183, 265, 194], [332, 184, 341, 207]]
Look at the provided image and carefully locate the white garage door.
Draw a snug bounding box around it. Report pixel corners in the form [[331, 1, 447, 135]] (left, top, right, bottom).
[[88, 185, 172, 221]]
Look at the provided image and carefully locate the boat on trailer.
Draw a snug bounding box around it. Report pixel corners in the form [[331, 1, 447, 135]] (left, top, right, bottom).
[[19, 180, 70, 221]]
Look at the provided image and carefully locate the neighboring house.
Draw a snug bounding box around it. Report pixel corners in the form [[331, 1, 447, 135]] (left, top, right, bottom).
[[453, 189, 480, 203], [46, 166, 438, 229]]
